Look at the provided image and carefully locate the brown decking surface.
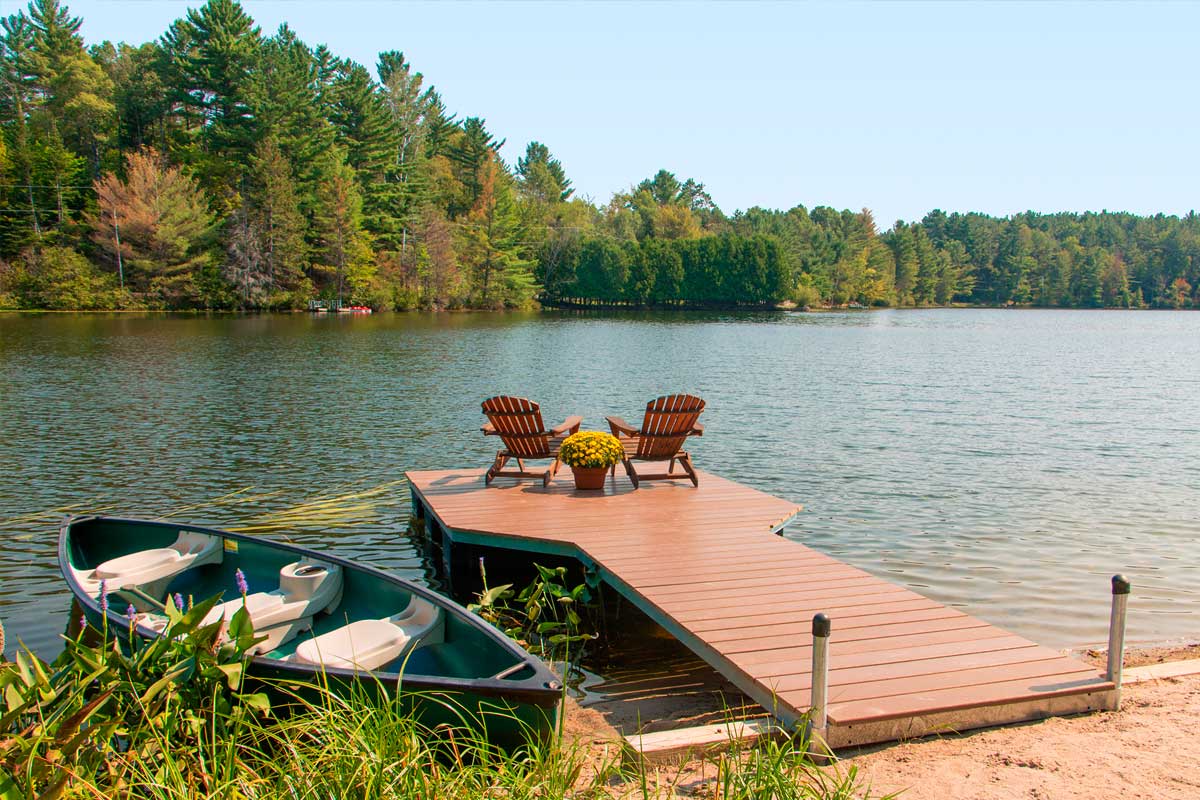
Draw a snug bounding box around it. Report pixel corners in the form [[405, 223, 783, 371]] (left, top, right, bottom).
[[407, 468, 1114, 743]]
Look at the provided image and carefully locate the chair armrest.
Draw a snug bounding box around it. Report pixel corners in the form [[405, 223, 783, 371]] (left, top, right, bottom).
[[550, 415, 583, 436], [690, 422, 704, 436], [481, 422, 497, 436], [605, 416, 639, 437]]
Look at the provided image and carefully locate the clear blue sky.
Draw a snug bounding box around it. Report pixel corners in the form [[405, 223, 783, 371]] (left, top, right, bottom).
[[67, 0, 1198, 227]]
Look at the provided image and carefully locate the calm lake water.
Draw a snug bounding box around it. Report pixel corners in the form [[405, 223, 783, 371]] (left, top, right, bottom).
[[1, 309, 1197, 657]]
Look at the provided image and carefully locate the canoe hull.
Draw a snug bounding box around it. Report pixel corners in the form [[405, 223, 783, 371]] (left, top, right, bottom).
[[63, 516, 561, 747]]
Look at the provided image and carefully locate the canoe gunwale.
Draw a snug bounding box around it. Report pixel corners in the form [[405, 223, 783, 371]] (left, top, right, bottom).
[[59, 515, 563, 710]]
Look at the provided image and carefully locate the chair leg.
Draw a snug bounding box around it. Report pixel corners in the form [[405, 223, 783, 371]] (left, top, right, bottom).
[[486, 454, 507, 485], [624, 459, 639, 489], [669, 457, 677, 474], [679, 453, 698, 487]]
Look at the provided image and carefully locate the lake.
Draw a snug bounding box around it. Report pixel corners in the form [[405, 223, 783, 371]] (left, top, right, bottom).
[[1, 309, 1197, 657]]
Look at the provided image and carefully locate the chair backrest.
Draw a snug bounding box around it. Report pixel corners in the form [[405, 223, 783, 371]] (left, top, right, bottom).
[[635, 394, 705, 460], [482, 396, 552, 458]]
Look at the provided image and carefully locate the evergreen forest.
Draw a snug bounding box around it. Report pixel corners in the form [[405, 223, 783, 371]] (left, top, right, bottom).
[[1, 0, 1197, 312]]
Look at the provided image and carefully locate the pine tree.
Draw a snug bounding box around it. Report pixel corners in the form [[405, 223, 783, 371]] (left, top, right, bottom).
[[890, 222, 917, 304], [27, 0, 114, 174], [377, 50, 430, 254], [97, 41, 169, 154], [161, 0, 261, 187], [325, 60, 396, 241], [248, 136, 307, 292], [249, 26, 333, 206], [449, 117, 503, 214], [457, 159, 536, 307], [86, 148, 215, 302], [312, 151, 372, 305], [415, 206, 459, 307], [1, 13, 45, 251], [516, 141, 572, 203], [419, 88, 456, 159]]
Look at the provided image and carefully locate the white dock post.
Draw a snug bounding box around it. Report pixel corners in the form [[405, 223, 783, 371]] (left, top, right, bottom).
[[810, 613, 831, 744], [1106, 574, 1131, 709]]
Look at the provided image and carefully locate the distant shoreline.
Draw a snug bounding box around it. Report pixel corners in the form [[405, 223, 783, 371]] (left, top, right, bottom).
[[2, 304, 1196, 316]]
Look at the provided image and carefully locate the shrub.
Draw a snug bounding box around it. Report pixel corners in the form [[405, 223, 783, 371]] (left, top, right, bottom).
[[792, 282, 824, 308], [9, 247, 123, 310]]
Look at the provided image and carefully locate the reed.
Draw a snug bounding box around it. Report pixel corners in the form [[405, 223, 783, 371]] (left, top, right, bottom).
[[1, 604, 891, 800]]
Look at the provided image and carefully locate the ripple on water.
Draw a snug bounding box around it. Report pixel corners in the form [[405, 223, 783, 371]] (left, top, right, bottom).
[[1, 308, 1198, 657]]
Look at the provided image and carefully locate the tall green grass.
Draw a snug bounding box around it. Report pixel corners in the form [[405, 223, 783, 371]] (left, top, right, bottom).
[[2, 588, 890, 799]]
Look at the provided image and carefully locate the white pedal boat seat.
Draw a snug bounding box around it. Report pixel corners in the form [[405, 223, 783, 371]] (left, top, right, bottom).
[[292, 594, 441, 671], [75, 531, 223, 597], [203, 561, 344, 653]]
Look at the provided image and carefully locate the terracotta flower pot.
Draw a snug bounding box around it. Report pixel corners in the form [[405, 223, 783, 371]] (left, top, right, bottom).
[[570, 465, 608, 490]]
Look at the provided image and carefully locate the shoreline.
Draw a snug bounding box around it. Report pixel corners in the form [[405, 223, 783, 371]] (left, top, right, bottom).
[[566, 642, 1200, 797], [3, 304, 1196, 315]]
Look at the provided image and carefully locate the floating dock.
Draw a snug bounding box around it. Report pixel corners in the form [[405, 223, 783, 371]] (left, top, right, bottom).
[[406, 468, 1116, 748]]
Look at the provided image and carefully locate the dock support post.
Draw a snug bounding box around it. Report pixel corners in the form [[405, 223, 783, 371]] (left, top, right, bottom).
[[1106, 574, 1131, 709], [810, 613, 830, 748]]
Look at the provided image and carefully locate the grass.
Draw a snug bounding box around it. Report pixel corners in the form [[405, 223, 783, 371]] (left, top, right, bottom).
[[1, 607, 892, 800]]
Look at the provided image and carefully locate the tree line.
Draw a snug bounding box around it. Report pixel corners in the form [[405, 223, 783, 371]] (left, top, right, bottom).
[[1, 0, 1197, 312]]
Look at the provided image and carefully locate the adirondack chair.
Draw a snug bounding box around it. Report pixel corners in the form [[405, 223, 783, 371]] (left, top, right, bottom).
[[481, 396, 583, 487], [605, 394, 706, 488]]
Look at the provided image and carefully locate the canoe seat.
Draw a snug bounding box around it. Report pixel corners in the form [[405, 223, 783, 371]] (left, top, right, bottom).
[[292, 595, 441, 671], [203, 561, 344, 653], [77, 531, 223, 597]]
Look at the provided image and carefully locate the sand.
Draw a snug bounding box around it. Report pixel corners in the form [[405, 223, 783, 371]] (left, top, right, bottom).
[[570, 642, 1200, 798], [843, 670, 1200, 799]]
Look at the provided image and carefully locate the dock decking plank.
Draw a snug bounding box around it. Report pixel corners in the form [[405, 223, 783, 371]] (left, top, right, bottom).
[[406, 467, 1114, 745]]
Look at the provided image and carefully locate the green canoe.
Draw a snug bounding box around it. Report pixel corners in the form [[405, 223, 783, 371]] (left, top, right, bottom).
[[59, 516, 561, 745]]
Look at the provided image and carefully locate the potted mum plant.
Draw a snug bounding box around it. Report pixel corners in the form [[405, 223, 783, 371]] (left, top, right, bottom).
[[559, 431, 623, 490]]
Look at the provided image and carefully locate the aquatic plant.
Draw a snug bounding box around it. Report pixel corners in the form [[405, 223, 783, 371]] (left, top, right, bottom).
[[1, 585, 888, 799], [0, 593, 267, 798], [469, 562, 598, 669]]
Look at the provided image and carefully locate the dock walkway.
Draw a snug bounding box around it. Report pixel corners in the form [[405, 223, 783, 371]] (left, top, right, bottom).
[[406, 468, 1115, 747]]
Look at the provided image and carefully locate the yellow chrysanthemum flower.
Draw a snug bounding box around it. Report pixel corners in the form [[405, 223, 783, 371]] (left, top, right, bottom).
[[560, 431, 624, 469]]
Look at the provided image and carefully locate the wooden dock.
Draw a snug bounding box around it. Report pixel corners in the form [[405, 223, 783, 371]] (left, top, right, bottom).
[[406, 468, 1116, 748]]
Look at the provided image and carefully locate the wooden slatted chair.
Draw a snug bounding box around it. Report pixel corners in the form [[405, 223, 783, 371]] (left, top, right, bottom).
[[481, 396, 583, 487], [605, 394, 705, 488]]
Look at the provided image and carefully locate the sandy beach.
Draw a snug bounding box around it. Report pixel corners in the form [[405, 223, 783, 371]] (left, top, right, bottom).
[[570, 643, 1200, 798]]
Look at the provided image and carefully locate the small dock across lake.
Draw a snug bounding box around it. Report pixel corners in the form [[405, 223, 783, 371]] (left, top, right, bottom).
[[406, 468, 1116, 748]]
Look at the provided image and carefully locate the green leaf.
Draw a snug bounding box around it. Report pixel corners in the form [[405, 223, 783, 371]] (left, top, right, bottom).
[[0, 770, 23, 800], [236, 691, 271, 716], [534, 563, 564, 584], [3, 683, 28, 716], [139, 666, 188, 705], [172, 594, 223, 636], [13, 652, 34, 688], [228, 605, 253, 640], [478, 584, 513, 607], [53, 688, 113, 743], [214, 662, 244, 690]]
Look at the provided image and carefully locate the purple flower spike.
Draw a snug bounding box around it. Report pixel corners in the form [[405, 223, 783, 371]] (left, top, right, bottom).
[[98, 579, 108, 615], [79, 615, 87, 632], [174, 593, 185, 612], [126, 604, 137, 623], [235, 568, 248, 597]]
